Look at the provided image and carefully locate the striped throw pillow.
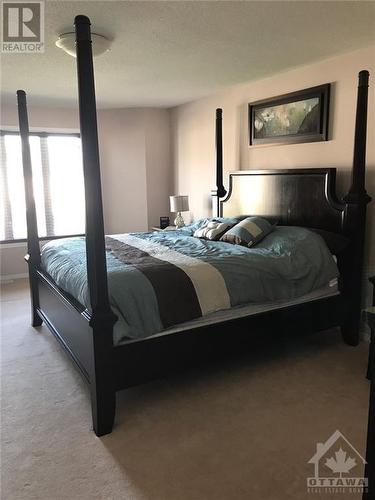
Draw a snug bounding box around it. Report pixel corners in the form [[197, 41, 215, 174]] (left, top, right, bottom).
[[220, 216, 273, 247]]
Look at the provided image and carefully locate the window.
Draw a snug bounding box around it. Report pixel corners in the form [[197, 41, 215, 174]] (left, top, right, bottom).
[[0, 132, 85, 242]]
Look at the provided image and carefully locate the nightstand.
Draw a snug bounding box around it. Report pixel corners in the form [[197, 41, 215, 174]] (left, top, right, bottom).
[[150, 226, 177, 232]]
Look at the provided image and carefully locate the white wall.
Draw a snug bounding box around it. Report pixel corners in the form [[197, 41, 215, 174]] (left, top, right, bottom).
[[0, 103, 171, 278], [98, 107, 171, 234], [98, 108, 148, 233], [170, 45, 375, 304], [145, 109, 172, 228]]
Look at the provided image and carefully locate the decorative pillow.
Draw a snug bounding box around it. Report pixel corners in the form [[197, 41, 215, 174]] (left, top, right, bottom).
[[220, 216, 273, 247], [194, 220, 233, 241]]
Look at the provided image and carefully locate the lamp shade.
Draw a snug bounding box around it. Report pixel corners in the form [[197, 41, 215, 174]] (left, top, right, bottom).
[[170, 195, 189, 212]]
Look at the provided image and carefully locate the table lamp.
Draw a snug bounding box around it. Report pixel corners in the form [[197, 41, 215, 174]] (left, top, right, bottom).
[[170, 195, 189, 228]]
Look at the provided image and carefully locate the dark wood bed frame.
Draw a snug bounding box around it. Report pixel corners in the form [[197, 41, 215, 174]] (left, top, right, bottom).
[[16, 15, 371, 436]]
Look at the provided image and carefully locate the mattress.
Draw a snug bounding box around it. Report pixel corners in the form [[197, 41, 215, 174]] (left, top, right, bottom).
[[121, 279, 339, 344]]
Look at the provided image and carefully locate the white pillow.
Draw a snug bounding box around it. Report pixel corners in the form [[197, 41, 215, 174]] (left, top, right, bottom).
[[194, 221, 232, 241]]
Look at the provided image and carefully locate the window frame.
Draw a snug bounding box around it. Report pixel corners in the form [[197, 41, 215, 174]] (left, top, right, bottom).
[[0, 129, 85, 244]]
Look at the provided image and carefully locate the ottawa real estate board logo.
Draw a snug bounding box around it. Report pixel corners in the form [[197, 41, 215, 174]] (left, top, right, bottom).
[[1, 1, 44, 52], [307, 430, 367, 494]]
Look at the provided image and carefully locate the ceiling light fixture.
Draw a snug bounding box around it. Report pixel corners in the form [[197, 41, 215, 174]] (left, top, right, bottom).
[[55, 32, 111, 57]]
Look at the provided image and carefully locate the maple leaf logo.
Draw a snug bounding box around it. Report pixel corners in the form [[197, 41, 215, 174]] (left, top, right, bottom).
[[325, 448, 357, 477]]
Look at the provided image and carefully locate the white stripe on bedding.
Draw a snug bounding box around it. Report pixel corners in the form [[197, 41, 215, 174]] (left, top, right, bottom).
[[120, 281, 339, 345], [111, 234, 231, 316]]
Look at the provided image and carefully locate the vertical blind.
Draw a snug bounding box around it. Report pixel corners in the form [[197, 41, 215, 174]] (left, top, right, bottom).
[[0, 132, 85, 241]]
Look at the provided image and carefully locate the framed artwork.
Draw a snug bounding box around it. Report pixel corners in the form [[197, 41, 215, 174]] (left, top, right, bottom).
[[249, 83, 330, 146]]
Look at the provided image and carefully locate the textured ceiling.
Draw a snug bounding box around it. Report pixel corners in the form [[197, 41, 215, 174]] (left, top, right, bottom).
[[1, 0, 374, 108]]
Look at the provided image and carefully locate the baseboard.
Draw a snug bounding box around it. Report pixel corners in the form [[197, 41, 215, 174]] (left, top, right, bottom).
[[0, 273, 28, 284]]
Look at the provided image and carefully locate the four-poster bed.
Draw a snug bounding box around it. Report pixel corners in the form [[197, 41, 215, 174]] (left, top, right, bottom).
[[17, 15, 371, 436]]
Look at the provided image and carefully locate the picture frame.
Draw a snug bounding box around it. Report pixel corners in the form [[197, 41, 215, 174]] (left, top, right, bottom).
[[249, 83, 330, 146]]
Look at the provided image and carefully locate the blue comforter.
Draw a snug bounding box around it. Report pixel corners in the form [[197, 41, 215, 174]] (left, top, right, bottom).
[[40, 222, 338, 344]]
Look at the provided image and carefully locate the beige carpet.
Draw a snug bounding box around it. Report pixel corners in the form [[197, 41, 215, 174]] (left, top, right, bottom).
[[0, 279, 370, 500]]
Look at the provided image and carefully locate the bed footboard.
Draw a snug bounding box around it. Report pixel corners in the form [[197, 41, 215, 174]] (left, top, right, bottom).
[[37, 271, 93, 380], [35, 269, 116, 435]]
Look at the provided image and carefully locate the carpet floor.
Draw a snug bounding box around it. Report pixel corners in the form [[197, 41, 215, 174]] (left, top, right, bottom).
[[0, 279, 370, 500]]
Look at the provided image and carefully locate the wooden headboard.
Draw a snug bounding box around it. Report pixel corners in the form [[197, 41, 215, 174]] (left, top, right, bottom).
[[220, 168, 345, 234]]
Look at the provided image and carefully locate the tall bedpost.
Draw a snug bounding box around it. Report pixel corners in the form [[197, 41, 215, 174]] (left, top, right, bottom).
[[211, 108, 227, 217], [17, 90, 42, 327], [74, 14, 117, 436], [341, 70, 372, 345], [345, 70, 371, 203]]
